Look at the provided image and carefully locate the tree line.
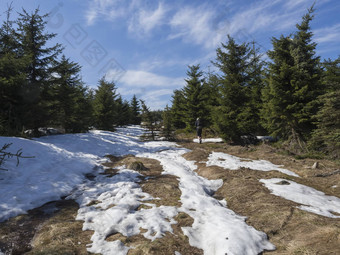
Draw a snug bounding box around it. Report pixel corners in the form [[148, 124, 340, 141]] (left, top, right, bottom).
[[0, 6, 141, 136], [169, 6, 339, 158], [1, 6, 338, 158]]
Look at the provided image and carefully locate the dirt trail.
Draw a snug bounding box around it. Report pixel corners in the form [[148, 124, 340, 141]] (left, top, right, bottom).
[[0, 142, 339, 254]]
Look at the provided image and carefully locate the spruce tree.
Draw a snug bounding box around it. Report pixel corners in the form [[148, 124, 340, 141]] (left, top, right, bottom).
[[170, 89, 186, 129], [309, 57, 340, 158], [16, 8, 63, 134], [49, 55, 90, 132], [71, 85, 93, 132], [140, 100, 158, 140], [289, 5, 322, 139], [161, 105, 175, 141], [321, 57, 340, 92], [261, 35, 295, 139], [212, 36, 251, 143], [262, 6, 322, 145], [0, 5, 27, 135], [93, 77, 118, 131], [182, 64, 208, 131], [247, 42, 266, 134], [130, 95, 141, 125], [115, 96, 132, 126], [122, 99, 133, 126]]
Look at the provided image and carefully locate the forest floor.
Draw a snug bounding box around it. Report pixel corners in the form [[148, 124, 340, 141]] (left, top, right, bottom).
[[0, 133, 339, 255]]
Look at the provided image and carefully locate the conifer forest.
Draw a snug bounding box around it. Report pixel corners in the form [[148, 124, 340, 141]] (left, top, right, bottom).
[[1, 5, 339, 159]]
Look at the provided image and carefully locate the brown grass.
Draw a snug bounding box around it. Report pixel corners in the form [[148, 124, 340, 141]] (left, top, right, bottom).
[[180, 142, 340, 254], [104, 212, 202, 255], [27, 200, 95, 255], [1, 142, 339, 254], [98, 154, 202, 255], [0, 200, 94, 255]]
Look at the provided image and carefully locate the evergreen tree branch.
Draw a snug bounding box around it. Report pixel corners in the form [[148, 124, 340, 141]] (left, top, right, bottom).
[[0, 143, 34, 171]]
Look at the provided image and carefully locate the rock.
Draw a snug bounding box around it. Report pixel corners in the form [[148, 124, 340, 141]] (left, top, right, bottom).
[[312, 162, 319, 169], [85, 173, 96, 181], [275, 180, 290, 185], [128, 161, 148, 171]]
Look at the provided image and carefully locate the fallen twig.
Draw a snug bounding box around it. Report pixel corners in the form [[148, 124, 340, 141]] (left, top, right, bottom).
[[315, 169, 340, 177]]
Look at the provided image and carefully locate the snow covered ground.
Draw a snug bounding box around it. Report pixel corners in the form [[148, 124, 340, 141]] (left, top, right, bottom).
[[205, 151, 340, 218], [261, 178, 340, 218], [206, 151, 299, 177], [193, 138, 223, 143], [138, 148, 275, 254], [1, 126, 339, 254]]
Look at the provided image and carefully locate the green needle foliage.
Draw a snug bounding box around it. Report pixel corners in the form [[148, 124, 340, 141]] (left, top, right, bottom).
[[93, 77, 118, 131], [212, 36, 253, 143], [0, 6, 142, 136], [261, 5, 322, 151], [309, 57, 340, 158]]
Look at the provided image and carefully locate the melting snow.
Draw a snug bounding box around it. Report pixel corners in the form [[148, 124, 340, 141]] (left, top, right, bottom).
[[0, 126, 171, 221], [8, 126, 339, 254], [206, 151, 299, 177], [138, 148, 275, 254], [69, 167, 178, 254], [261, 178, 340, 218], [193, 138, 223, 143]]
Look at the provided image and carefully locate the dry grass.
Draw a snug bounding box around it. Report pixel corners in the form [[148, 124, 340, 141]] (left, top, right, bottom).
[[27, 200, 95, 255], [1, 142, 339, 254], [181, 142, 340, 254], [0, 154, 199, 255], [0, 200, 94, 255], [100, 155, 202, 255], [104, 212, 201, 255]]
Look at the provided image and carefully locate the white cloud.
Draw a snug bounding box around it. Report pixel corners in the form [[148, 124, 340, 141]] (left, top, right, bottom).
[[142, 89, 175, 109], [117, 85, 179, 110], [85, 0, 127, 25], [166, 0, 309, 49], [226, 0, 301, 36], [214, 0, 333, 43], [85, 0, 335, 49], [137, 56, 194, 73], [128, 2, 168, 36], [284, 0, 331, 10], [314, 23, 340, 44], [86, 0, 168, 36], [86, 0, 307, 49], [168, 5, 225, 49], [284, 0, 309, 10], [112, 69, 184, 109], [119, 70, 183, 88]]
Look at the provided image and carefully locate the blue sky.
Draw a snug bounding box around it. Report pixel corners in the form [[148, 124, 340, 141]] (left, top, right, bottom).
[[1, 0, 340, 109]]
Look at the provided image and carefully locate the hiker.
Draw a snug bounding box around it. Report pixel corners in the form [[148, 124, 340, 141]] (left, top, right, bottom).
[[195, 117, 203, 144]]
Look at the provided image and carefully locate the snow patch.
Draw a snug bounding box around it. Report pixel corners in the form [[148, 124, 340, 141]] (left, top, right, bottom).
[[1, 126, 277, 254], [0, 126, 165, 222], [206, 151, 299, 177], [69, 166, 178, 254], [193, 138, 223, 143], [261, 178, 340, 218], [138, 149, 275, 254], [0, 136, 99, 221]]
